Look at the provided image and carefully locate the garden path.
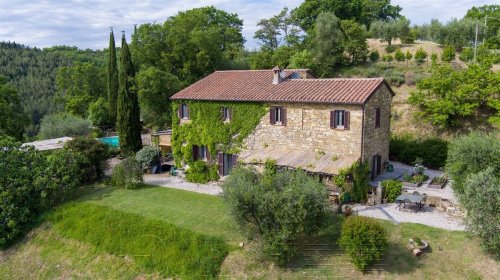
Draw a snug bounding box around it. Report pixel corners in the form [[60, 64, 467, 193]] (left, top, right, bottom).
[[143, 173, 222, 196]]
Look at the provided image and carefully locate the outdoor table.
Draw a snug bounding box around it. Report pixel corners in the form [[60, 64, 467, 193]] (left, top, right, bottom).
[[395, 194, 425, 211]]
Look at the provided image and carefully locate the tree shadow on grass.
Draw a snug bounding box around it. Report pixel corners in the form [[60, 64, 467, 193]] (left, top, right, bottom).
[[383, 240, 420, 274], [285, 214, 344, 271]]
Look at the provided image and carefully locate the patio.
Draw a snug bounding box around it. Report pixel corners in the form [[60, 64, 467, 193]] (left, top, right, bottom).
[[370, 161, 459, 204], [351, 203, 465, 231]]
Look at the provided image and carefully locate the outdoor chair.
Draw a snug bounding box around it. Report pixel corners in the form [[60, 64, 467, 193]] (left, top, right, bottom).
[[396, 199, 404, 211], [403, 198, 412, 211]]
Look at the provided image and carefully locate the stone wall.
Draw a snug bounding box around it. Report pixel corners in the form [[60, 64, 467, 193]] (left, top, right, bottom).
[[243, 102, 364, 158], [361, 85, 392, 173]]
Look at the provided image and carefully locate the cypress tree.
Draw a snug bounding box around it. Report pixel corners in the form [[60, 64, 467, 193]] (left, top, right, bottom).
[[107, 29, 119, 124], [117, 33, 142, 154]]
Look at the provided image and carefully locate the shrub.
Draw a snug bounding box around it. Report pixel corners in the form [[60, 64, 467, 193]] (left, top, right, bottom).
[[431, 52, 438, 64], [112, 158, 143, 189], [369, 50, 380, 62], [222, 167, 329, 264], [0, 136, 81, 248], [446, 133, 500, 195], [462, 168, 500, 256], [38, 112, 91, 140], [382, 180, 402, 202], [389, 134, 448, 169], [46, 203, 229, 278], [43, 149, 84, 205], [135, 145, 160, 170], [339, 216, 388, 270], [383, 54, 393, 63], [405, 50, 413, 60], [441, 45, 456, 62], [186, 160, 219, 183], [385, 73, 405, 86], [385, 45, 397, 53], [65, 137, 109, 183], [459, 47, 473, 62], [394, 48, 405, 61], [414, 47, 427, 63]]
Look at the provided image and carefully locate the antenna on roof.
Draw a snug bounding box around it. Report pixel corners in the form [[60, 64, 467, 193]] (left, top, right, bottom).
[[121, 30, 125, 36]]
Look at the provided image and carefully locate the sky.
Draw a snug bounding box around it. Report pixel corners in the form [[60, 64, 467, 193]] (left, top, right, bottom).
[[0, 0, 496, 50]]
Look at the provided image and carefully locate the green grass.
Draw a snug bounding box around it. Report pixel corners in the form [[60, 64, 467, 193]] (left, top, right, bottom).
[[80, 185, 242, 244], [0, 224, 153, 280], [45, 202, 229, 279]]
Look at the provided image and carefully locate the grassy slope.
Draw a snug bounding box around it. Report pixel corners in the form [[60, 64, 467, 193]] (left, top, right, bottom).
[[45, 202, 228, 278], [1, 185, 499, 279], [81, 185, 242, 244]]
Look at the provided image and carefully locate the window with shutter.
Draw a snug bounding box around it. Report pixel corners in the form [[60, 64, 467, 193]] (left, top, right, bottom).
[[330, 111, 335, 128], [375, 108, 381, 128], [344, 111, 350, 130], [334, 110, 345, 129], [192, 145, 199, 160], [282, 108, 287, 126], [199, 146, 207, 159], [270, 107, 276, 124], [218, 152, 223, 175], [180, 104, 189, 119], [271, 106, 285, 125], [222, 107, 231, 122]]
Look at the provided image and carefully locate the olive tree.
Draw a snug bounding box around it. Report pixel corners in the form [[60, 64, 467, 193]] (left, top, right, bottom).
[[222, 166, 329, 264], [462, 168, 500, 256]]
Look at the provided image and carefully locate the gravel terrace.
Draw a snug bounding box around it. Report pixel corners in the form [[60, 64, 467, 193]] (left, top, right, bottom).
[[143, 173, 222, 196], [352, 203, 465, 231]]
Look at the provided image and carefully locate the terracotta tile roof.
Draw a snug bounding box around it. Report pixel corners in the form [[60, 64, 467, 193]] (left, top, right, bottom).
[[170, 69, 393, 104]]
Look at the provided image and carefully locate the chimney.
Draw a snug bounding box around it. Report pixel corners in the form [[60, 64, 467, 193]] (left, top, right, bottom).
[[272, 66, 284, 84]]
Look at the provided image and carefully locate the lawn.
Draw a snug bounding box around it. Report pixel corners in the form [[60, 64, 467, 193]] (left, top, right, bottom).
[[1, 184, 499, 279], [80, 184, 242, 244]]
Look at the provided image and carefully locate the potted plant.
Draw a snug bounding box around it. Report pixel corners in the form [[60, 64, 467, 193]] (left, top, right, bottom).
[[429, 174, 447, 189], [408, 237, 428, 250]]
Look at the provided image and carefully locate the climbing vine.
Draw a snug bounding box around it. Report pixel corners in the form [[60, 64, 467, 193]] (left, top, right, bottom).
[[172, 101, 266, 167], [334, 161, 370, 203]]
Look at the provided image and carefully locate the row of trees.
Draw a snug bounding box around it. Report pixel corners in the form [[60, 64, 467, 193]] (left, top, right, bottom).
[[249, 3, 499, 75], [250, 0, 403, 75]]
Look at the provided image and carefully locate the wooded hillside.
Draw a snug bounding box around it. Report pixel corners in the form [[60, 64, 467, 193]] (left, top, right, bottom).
[[0, 42, 105, 136]]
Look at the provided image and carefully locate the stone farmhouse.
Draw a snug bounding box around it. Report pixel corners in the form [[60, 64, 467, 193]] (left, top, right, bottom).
[[170, 67, 394, 179]]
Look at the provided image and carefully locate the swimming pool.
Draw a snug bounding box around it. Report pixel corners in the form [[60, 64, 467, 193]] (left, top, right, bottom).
[[98, 136, 120, 147]]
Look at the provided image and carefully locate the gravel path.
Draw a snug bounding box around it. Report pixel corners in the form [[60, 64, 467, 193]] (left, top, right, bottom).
[[143, 173, 222, 196], [352, 203, 465, 231]]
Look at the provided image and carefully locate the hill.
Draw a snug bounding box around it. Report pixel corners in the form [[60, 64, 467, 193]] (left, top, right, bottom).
[[336, 40, 498, 139], [0, 42, 106, 136]]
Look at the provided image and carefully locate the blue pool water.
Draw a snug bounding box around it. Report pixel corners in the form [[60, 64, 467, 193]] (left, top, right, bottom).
[[98, 136, 120, 147]]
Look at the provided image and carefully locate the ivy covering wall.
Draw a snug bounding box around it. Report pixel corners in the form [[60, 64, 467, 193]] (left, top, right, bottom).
[[172, 101, 266, 167]]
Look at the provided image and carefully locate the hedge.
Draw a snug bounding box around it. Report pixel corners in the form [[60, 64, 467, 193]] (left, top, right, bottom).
[[389, 134, 448, 169]]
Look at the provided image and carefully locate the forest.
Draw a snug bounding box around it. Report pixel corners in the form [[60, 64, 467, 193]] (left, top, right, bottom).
[[0, 1, 499, 141]]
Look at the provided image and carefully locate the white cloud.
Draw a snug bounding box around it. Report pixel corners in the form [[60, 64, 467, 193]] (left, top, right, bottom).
[[0, 0, 493, 49], [392, 0, 494, 25]]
